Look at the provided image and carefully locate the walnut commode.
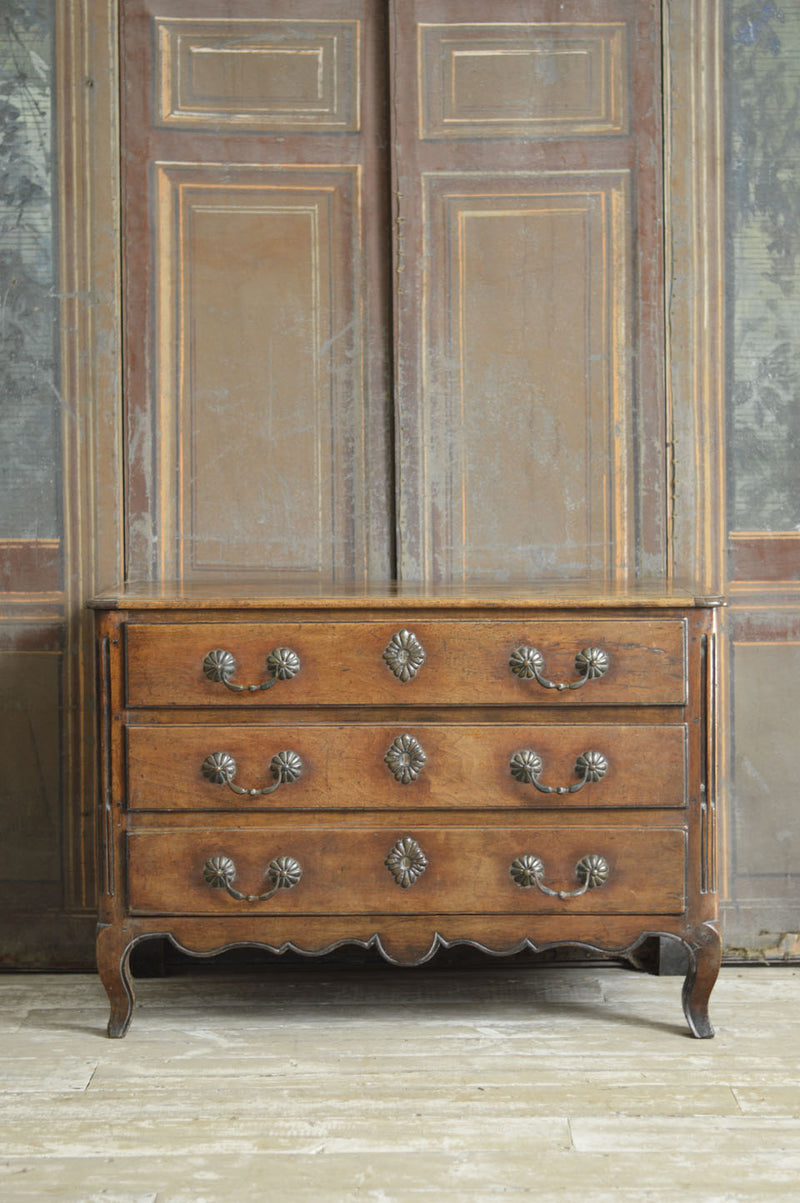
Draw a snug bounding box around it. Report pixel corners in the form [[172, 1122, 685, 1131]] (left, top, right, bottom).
[[92, 581, 721, 1037]]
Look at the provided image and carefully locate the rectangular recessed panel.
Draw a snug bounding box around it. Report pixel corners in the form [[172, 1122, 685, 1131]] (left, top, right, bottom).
[[154, 163, 360, 577], [419, 22, 628, 139], [156, 18, 360, 130], [733, 640, 800, 878], [423, 172, 632, 580], [0, 651, 61, 883]]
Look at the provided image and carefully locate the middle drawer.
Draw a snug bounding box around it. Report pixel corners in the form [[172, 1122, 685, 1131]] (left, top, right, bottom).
[[126, 723, 688, 811]]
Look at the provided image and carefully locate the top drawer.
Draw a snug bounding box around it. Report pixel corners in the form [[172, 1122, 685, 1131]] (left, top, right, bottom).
[[124, 618, 687, 708]]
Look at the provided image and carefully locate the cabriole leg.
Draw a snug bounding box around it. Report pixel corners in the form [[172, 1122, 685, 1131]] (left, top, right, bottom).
[[96, 924, 136, 1038], [682, 923, 722, 1039]]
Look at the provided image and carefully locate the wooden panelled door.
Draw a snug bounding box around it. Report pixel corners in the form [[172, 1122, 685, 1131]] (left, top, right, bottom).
[[122, 1, 394, 584], [121, 0, 666, 587]]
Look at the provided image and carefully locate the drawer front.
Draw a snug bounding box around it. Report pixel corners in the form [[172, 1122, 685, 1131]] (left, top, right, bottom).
[[124, 619, 687, 707], [127, 723, 688, 812], [127, 826, 686, 916]]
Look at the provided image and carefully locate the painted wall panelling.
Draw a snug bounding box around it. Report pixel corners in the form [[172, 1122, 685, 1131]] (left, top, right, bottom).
[[6, 1, 797, 964]]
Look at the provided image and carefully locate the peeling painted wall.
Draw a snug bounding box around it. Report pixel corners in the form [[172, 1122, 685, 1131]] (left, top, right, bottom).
[[723, 1, 800, 957]]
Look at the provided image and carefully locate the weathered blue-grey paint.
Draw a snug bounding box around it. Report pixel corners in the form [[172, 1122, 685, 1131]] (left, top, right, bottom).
[[0, 0, 59, 539], [727, 0, 800, 531]]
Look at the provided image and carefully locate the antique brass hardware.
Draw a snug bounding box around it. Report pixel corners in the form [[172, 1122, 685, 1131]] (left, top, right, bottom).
[[509, 853, 610, 899], [202, 646, 301, 693], [384, 734, 427, 783], [509, 749, 609, 795], [202, 854, 303, 903], [509, 645, 609, 690], [382, 630, 426, 681], [201, 750, 302, 797], [385, 836, 429, 887]]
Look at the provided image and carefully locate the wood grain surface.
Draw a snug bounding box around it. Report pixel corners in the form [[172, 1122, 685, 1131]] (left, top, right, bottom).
[[126, 721, 688, 812], [124, 618, 688, 707]]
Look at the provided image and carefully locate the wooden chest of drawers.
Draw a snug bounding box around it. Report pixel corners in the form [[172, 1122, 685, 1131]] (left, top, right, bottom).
[[92, 581, 721, 1037]]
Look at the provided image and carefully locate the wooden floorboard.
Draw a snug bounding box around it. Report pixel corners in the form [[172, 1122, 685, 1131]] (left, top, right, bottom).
[[0, 964, 798, 1200]]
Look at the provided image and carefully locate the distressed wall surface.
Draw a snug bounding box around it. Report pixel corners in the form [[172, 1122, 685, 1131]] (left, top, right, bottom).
[[0, 1, 74, 960], [723, 0, 800, 956]]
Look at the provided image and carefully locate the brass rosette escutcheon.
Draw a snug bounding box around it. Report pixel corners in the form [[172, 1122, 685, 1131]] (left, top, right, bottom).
[[266, 647, 301, 681], [382, 630, 426, 682], [201, 751, 238, 786], [574, 750, 609, 783], [508, 749, 543, 785], [575, 854, 610, 891], [385, 836, 429, 888], [384, 734, 427, 784]]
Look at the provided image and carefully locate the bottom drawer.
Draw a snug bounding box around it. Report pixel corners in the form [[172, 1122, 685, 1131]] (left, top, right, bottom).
[[128, 826, 686, 917]]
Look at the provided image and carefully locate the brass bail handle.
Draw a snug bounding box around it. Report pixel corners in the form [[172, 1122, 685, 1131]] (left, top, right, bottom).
[[202, 855, 303, 904], [201, 750, 303, 797], [509, 645, 610, 691], [509, 749, 609, 795], [202, 646, 301, 693], [510, 854, 610, 900]]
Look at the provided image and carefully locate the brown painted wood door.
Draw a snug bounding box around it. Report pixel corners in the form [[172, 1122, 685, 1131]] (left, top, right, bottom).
[[122, 0, 394, 584], [121, 0, 665, 587], [391, 0, 664, 582]]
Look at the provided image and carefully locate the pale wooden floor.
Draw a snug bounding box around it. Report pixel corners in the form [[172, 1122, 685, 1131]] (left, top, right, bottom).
[[1, 962, 799, 1201]]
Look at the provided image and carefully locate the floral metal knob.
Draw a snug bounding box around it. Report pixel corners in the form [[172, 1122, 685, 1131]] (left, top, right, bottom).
[[266, 647, 301, 680], [202, 648, 237, 685], [201, 750, 302, 797], [509, 750, 543, 785], [575, 854, 610, 891], [270, 750, 303, 784], [267, 855, 304, 890], [385, 836, 429, 888], [203, 854, 236, 889], [384, 735, 427, 784], [574, 751, 609, 783], [382, 630, 426, 682], [201, 751, 238, 786], [202, 646, 300, 693], [509, 853, 610, 899], [509, 748, 609, 795], [509, 644, 610, 691], [508, 646, 545, 680], [509, 854, 545, 888], [202, 854, 302, 903], [575, 647, 610, 680]]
